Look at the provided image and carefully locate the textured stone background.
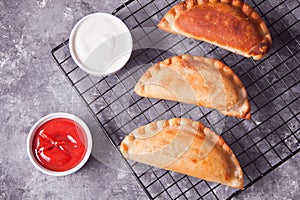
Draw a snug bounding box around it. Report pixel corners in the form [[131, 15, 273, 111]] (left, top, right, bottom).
[[0, 0, 299, 199]]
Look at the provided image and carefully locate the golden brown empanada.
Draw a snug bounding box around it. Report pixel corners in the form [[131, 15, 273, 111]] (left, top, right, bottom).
[[120, 118, 244, 189], [134, 54, 251, 119], [158, 0, 272, 60]]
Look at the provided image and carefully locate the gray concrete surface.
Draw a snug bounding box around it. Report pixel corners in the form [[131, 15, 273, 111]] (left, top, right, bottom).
[[0, 0, 299, 199]]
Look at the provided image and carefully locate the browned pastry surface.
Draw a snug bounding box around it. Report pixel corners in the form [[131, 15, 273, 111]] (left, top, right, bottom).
[[120, 118, 244, 189], [158, 0, 272, 60], [134, 54, 251, 119]]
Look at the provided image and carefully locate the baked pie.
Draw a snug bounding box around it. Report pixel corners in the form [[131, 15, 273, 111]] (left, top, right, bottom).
[[120, 118, 244, 189], [134, 54, 251, 119], [158, 0, 272, 60]]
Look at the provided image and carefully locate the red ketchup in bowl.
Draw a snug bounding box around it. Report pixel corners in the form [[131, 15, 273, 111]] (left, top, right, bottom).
[[32, 118, 87, 172]]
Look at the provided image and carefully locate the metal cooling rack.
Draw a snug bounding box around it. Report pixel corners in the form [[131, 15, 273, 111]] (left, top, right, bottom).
[[51, 0, 300, 199]]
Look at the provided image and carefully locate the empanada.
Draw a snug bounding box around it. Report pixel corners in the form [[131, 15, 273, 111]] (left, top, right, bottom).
[[134, 54, 251, 119], [120, 118, 244, 189], [158, 0, 272, 60]]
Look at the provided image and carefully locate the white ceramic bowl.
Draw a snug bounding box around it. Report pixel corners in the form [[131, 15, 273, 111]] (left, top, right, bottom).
[[27, 113, 92, 176], [69, 13, 133, 76]]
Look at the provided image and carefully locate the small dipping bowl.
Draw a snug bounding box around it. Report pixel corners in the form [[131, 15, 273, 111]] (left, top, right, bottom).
[[69, 13, 133, 76], [27, 113, 92, 176]]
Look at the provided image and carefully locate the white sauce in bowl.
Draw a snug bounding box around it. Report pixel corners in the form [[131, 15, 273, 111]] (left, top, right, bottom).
[[69, 13, 132, 76]]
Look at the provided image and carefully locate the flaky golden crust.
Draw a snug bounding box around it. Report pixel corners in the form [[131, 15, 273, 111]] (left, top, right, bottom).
[[134, 54, 251, 119], [158, 0, 272, 60], [120, 118, 244, 189]]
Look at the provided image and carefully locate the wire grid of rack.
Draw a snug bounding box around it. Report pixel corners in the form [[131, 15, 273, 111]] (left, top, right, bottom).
[[51, 0, 300, 199]]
